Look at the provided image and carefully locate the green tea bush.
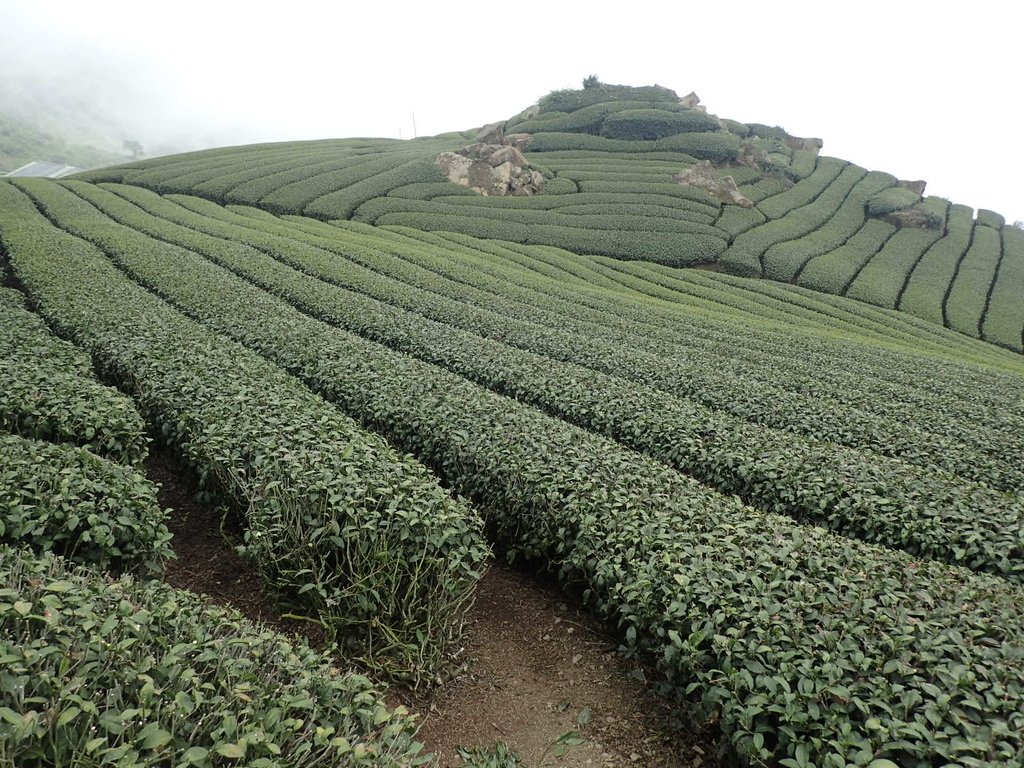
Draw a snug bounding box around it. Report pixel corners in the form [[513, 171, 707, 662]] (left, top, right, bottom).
[[756, 156, 847, 218], [899, 204, 975, 324], [844, 226, 945, 308], [537, 84, 678, 113], [981, 225, 1024, 351], [789, 148, 818, 178], [797, 219, 896, 294], [977, 208, 1006, 228], [374, 211, 727, 265], [655, 131, 741, 162], [945, 223, 1002, 337], [574, 180, 719, 209], [513, 100, 681, 135], [387, 182, 477, 200], [259, 155, 414, 214], [0, 546, 428, 767], [600, 109, 721, 140], [762, 170, 894, 282], [1, 180, 487, 683], [721, 118, 750, 137], [0, 434, 171, 575], [304, 159, 446, 220], [542, 176, 578, 194], [721, 164, 866, 278], [738, 177, 790, 204], [715, 206, 765, 238], [0, 359, 148, 465], [746, 122, 789, 140], [525, 131, 740, 162], [866, 186, 920, 217]]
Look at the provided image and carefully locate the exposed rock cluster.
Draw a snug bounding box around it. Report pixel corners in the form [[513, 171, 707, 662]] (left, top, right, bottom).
[[436, 122, 544, 196], [673, 160, 753, 207]]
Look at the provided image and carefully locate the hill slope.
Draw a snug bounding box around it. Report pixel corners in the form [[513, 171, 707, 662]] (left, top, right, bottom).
[[76, 82, 1023, 353], [3, 164, 1024, 765]]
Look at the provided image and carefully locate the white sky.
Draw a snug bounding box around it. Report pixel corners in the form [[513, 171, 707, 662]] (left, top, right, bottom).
[[2, 0, 1022, 221]]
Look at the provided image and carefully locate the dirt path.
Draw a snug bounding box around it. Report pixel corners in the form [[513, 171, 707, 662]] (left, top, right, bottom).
[[148, 452, 718, 768], [410, 567, 715, 767]]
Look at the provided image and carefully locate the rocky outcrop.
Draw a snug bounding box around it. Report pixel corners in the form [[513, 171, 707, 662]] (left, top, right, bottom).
[[784, 135, 824, 153], [436, 122, 544, 196], [897, 179, 927, 195], [679, 91, 702, 110], [673, 160, 753, 207]]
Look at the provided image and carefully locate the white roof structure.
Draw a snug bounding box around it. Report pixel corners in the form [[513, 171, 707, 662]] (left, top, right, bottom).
[[4, 161, 81, 178]]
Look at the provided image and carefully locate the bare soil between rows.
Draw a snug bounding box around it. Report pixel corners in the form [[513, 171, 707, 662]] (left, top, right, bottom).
[[149, 451, 718, 767]]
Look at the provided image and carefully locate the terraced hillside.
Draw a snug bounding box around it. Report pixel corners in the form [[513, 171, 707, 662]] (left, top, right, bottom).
[[77, 82, 1024, 354], [3, 155, 1024, 767]]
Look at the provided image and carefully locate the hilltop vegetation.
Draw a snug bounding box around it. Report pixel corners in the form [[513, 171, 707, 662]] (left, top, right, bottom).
[[2, 80, 1023, 767]]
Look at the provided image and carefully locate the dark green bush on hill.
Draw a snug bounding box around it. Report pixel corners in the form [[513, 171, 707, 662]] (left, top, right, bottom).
[[538, 84, 679, 113], [867, 186, 921, 216], [600, 109, 722, 140], [746, 123, 789, 140]]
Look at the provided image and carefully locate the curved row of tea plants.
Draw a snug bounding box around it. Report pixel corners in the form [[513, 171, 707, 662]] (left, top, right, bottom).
[[21, 183, 1024, 766], [843, 197, 950, 308], [719, 163, 867, 277], [235, 207, 1024, 461], [982, 224, 1024, 352], [73, 182, 1024, 583], [0, 433, 170, 575], [762, 171, 897, 283], [944, 220, 1003, 338], [897, 203, 976, 326], [0, 294, 148, 465], [0, 281, 166, 575], [0, 545, 427, 767], [0, 180, 487, 683], [294, 227, 1024, 489], [201, 195, 1024, 468]]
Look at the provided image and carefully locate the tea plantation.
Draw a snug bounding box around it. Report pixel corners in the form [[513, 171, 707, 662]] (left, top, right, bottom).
[[2, 81, 1023, 767]]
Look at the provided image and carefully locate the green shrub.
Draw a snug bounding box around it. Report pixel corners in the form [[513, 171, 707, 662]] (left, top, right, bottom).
[[756, 156, 847, 219], [977, 208, 1006, 228], [981, 225, 1024, 351], [899, 204, 975, 324], [716, 205, 766, 237], [542, 176, 578, 194], [374, 211, 727, 265], [844, 202, 946, 309], [525, 130, 739, 161], [867, 186, 921, 216], [600, 108, 721, 140], [537, 84, 678, 113], [655, 131, 741, 161], [797, 219, 897, 294], [259, 154, 417, 214], [746, 122, 789, 140], [738, 176, 790, 204], [0, 434, 171, 575], [2, 180, 487, 683], [387, 182, 477, 200], [0, 546, 428, 767], [304, 159, 446, 220], [721, 118, 749, 137], [789, 148, 818, 178], [945, 223, 1002, 337], [762, 170, 894, 283]]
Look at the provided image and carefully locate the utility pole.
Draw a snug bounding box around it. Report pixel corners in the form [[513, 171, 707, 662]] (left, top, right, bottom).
[[411, 113, 417, 139]]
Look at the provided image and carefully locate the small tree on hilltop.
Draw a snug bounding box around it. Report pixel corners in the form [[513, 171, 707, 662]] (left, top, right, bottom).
[[582, 74, 601, 89]]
